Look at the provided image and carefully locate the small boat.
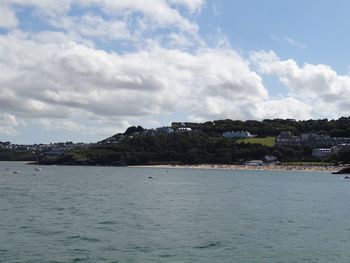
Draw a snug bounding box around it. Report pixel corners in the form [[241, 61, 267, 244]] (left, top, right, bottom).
[[13, 170, 20, 174], [34, 167, 42, 171]]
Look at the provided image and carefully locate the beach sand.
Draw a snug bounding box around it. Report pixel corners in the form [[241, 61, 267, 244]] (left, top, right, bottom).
[[130, 164, 340, 173]]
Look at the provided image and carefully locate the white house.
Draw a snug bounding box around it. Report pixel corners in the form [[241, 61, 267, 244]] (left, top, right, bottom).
[[223, 131, 255, 138], [245, 160, 264, 166], [312, 148, 333, 158]]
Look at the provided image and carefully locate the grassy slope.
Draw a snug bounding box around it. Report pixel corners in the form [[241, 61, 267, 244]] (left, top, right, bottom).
[[236, 137, 276, 147]]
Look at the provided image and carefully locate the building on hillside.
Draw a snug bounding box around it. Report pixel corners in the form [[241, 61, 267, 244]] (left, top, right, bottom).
[[103, 137, 118, 144], [333, 143, 350, 152], [301, 133, 350, 148], [276, 131, 301, 146], [312, 148, 333, 158], [245, 160, 264, 166], [176, 127, 192, 133], [40, 145, 66, 156], [144, 127, 174, 136], [0, 141, 11, 149], [222, 131, 255, 138]]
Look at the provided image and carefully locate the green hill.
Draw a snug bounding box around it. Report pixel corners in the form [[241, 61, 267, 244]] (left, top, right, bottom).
[[236, 137, 276, 147]]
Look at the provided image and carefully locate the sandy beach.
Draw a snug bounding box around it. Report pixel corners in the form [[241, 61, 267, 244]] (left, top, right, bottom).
[[130, 164, 341, 173]]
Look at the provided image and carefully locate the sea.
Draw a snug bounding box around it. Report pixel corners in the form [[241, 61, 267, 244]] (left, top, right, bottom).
[[1, 162, 350, 263]]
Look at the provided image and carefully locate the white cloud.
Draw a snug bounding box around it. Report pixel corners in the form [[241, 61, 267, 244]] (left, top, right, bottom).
[[283, 36, 306, 49], [2, 0, 201, 49], [212, 2, 221, 16], [37, 118, 130, 138], [3, 29, 346, 139], [6, 0, 199, 32], [250, 50, 350, 118], [0, 113, 22, 136], [51, 15, 132, 41], [167, 0, 204, 13], [167, 32, 194, 48], [82, 0, 199, 32], [1, 0, 348, 143], [257, 97, 313, 120], [38, 119, 84, 133], [0, 31, 272, 131], [0, 3, 18, 29], [270, 35, 306, 49]]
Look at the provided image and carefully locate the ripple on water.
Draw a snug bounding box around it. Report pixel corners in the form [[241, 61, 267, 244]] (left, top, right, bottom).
[[72, 257, 90, 262], [132, 246, 152, 253], [50, 207, 65, 211], [194, 241, 222, 249], [67, 235, 100, 243], [158, 254, 175, 258], [97, 220, 117, 225], [0, 249, 8, 254], [3, 164, 350, 262]]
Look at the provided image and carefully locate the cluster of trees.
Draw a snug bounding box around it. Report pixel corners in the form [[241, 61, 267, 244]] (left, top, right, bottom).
[[172, 117, 350, 137], [20, 117, 350, 165], [40, 133, 324, 166], [0, 149, 36, 161]]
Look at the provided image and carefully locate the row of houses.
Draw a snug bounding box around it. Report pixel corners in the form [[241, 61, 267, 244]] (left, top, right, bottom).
[[144, 127, 193, 136], [101, 127, 256, 145], [276, 131, 350, 148], [276, 131, 350, 159], [146, 128, 256, 138], [101, 126, 194, 144], [312, 144, 350, 158], [0, 141, 92, 157]]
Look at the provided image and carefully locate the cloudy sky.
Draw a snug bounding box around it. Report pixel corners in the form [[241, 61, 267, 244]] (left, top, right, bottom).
[[1, 0, 350, 143]]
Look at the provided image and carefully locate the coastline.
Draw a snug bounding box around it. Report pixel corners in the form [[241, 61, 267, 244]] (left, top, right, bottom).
[[129, 164, 340, 173], [0, 161, 33, 164]]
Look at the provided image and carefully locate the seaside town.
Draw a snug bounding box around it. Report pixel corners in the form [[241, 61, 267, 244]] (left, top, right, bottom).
[[2, 119, 350, 169], [0, 141, 93, 158], [3, 2, 350, 262]]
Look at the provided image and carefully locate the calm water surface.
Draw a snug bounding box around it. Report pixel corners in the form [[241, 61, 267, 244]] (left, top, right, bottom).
[[1, 162, 350, 262]]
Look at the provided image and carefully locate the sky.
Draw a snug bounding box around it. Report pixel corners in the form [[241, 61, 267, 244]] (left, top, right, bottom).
[[1, 0, 350, 144]]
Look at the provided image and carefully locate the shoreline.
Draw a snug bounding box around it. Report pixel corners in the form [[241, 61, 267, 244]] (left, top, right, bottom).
[[129, 164, 340, 173], [0, 161, 33, 164]]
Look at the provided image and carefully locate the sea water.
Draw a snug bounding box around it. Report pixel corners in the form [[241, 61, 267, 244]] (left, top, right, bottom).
[[1, 162, 350, 262]]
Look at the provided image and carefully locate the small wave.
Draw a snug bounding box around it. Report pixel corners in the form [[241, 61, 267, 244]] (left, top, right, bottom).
[[299, 225, 313, 229], [70, 248, 91, 253], [72, 257, 89, 262], [67, 235, 100, 243], [35, 229, 65, 236], [194, 241, 222, 249], [98, 220, 117, 225], [133, 246, 152, 252], [68, 235, 81, 239], [50, 207, 65, 211], [159, 254, 174, 258]]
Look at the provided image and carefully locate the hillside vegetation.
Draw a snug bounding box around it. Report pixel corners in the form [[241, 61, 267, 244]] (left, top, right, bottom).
[[39, 117, 350, 166]]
